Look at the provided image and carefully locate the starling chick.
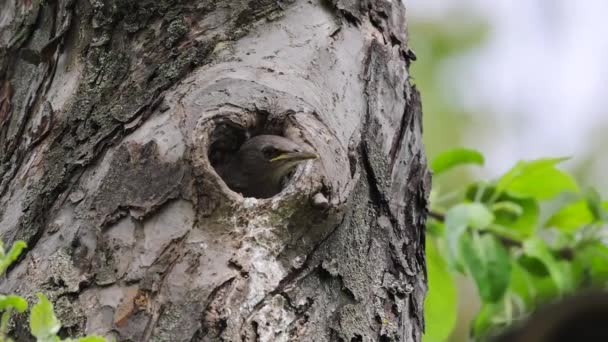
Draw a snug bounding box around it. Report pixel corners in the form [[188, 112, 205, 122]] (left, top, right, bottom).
[[216, 135, 317, 198]]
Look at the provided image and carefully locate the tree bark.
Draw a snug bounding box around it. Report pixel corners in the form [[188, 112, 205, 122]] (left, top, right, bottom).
[[0, 0, 429, 341]]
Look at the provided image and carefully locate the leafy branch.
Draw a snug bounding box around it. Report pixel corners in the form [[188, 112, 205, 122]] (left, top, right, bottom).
[[423, 148, 608, 342], [0, 241, 107, 342], [428, 209, 576, 259]]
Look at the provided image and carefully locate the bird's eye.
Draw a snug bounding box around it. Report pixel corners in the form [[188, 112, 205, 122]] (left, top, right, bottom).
[[262, 147, 276, 159]]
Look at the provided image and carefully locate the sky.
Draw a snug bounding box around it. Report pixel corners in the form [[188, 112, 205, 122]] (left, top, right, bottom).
[[407, 0, 608, 191]]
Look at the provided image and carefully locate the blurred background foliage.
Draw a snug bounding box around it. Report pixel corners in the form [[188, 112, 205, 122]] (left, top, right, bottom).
[[409, 16, 489, 197], [407, 1, 608, 341]]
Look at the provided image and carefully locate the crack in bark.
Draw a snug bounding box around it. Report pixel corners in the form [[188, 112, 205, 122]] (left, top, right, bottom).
[[195, 277, 237, 341], [388, 89, 419, 171]]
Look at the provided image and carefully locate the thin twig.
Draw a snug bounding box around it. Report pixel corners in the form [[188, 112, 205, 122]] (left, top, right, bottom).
[[428, 210, 445, 221]]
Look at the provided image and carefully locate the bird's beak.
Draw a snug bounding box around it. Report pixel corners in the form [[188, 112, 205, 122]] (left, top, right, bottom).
[[270, 151, 318, 163]]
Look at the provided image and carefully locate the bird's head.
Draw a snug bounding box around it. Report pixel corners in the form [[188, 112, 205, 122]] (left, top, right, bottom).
[[238, 135, 317, 174], [236, 135, 317, 188], [215, 134, 317, 198]]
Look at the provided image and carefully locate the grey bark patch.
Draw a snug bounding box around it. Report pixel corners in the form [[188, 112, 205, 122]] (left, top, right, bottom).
[[91, 140, 187, 226]]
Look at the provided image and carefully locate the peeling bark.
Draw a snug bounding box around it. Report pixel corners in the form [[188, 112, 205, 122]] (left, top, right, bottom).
[[0, 0, 429, 341]]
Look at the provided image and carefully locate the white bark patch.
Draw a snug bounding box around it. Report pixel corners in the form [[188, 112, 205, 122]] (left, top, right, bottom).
[[124, 111, 186, 163], [81, 285, 138, 335], [139, 200, 193, 267], [80, 148, 116, 197], [252, 295, 297, 342], [105, 217, 136, 278], [0, 187, 24, 237], [242, 233, 287, 309], [0, 0, 16, 31], [106, 216, 136, 246], [46, 50, 83, 118]]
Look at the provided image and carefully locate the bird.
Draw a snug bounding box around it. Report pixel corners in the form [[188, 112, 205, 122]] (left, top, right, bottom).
[[215, 135, 317, 198]]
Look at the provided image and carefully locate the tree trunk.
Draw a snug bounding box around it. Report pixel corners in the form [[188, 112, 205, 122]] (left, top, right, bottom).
[[0, 0, 429, 341]]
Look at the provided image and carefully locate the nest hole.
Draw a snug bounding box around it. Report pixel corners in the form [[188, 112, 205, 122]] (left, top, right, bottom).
[[208, 123, 249, 170], [208, 119, 295, 199]]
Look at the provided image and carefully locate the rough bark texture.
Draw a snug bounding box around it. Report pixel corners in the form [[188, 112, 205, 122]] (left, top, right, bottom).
[[0, 0, 429, 341]]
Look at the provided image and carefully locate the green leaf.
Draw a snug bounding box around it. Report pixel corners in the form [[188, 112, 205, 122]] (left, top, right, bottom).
[[30, 293, 61, 341], [0, 295, 28, 312], [508, 167, 578, 200], [0, 241, 26, 275], [561, 259, 582, 289], [585, 188, 605, 221], [431, 147, 484, 176], [522, 238, 569, 293], [517, 254, 566, 302], [445, 203, 494, 271], [574, 242, 608, 285], [509, 262, 535, 307], [465, 182, 495, 203], [496, 158, 578, 200], [496, 158, 567, 192], [454, 203, 495, 229], [466, 184, 539, 238], [472, 302, 504, 339], [493, 196, 539, 238], [76, 337, 107, 342], [460, 233, 511, 303], [423, 239, 457, 342], [491, 201, 523, 217], [518, 255, 550, 277], [545, 200, 594, 232]]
